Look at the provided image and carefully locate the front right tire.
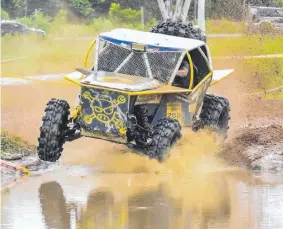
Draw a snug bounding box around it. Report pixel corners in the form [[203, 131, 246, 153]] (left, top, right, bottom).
[[38, 99, 70, 162], [147, 118, 182, 162]]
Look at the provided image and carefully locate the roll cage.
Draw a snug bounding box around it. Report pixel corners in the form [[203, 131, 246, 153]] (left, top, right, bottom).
[[83, 31, 213, 91]]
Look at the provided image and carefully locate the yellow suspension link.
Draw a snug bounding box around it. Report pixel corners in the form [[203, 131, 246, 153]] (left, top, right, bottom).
[[71, 105, 82, 120]]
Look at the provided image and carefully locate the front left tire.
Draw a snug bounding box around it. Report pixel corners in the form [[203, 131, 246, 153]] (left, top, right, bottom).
[[38, 99, 70, 162]]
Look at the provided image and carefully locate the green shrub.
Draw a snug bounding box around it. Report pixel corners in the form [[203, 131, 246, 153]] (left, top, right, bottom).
[[52, 9, 68, 26], [206, 19, 247, 34], [70, 0, 94, 17], [1, 8, 9, 19], [33, 11, 52, 31], [1, 130, 31, 151], [109, 3, 141, 25], [49, 9, 68, 35], [91, 17, 115, 32], [17, 11, 51, 31], [17, 17, 34, 27]]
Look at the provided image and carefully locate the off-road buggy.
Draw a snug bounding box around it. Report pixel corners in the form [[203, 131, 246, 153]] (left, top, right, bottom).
[[38, 0, 234, 162]]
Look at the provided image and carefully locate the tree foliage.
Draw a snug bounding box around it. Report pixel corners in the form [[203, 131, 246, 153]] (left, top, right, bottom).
[[68, 0, 94, 17], [1, 0, 26, 18], [1, 8, 9, 19], [1, 0, 282, 21], [109, 3, 141, 24], [17, 11, 51, 31]]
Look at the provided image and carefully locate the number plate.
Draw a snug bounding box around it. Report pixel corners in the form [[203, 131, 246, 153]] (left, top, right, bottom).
[[166, 103, 182, 123]]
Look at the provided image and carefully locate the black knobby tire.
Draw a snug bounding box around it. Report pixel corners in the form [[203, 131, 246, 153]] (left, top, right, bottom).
[[198, 94, 230, 136], [150, 20, 207, 42], [147, 118, 182, 162], [38, 99, 70, 162]]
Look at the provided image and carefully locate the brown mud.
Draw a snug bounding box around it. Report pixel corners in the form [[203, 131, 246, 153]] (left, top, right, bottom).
[[221, 125, 283, 171], [210, 60, 283, 171]]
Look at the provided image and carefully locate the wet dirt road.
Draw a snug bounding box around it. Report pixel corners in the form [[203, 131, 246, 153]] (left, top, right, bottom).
[[2, 123, 283, 229], [1, 71, 283, 229]]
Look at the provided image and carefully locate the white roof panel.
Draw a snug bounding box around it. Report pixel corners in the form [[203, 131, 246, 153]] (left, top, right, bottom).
[[99, 28, 205, 51]]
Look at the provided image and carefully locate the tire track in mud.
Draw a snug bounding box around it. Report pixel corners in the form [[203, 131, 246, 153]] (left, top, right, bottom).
[[0, 73, 68, 86], [246, 85, 283, 96], [212, 54, 283, 60], [0, 56, 29, 63]]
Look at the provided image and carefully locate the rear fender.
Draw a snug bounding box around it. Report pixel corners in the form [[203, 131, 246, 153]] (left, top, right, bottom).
[[151, 94, 190, 126]]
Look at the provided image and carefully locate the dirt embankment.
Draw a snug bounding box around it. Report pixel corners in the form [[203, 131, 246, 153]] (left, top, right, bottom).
[[221, 125, 283, 172], [1, 131, 51, 187], [209, 60, 283, 172]]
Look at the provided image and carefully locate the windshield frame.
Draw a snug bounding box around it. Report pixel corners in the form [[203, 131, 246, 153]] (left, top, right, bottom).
[[94, 38, 187, 85]]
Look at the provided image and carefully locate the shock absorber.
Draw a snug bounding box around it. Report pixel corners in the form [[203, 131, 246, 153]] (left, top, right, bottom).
[[135, 106, 151, 130]]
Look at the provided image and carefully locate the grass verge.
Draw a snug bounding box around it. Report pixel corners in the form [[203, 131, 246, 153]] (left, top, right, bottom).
[[2, 34, 283, 77], [1, 32, 282, 100], [208, 35, 283, 57], [1, 130, 36, 154], [238, 59, 283, 90], [1, 35, 94, 76]]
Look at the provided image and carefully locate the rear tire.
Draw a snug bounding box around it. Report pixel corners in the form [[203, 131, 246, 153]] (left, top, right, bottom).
[[147, 118, 182, 162], [38, 99, 70, 162], [196, 94, 230, 137], [150, 20, 207, 42]]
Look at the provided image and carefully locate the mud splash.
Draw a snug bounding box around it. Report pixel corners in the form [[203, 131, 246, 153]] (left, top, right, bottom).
[[62, 129, 226, 175]]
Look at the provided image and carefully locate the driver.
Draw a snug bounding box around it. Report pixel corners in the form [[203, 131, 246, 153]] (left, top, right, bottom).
[[172, 58, 191, 89]]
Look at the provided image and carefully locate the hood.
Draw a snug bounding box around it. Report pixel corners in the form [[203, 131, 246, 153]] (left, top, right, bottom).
[[80, 71, 162, 92]]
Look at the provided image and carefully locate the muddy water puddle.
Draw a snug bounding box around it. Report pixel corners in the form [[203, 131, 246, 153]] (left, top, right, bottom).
[[2, 131, 283, 229], [1, 166, 283, 229]]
